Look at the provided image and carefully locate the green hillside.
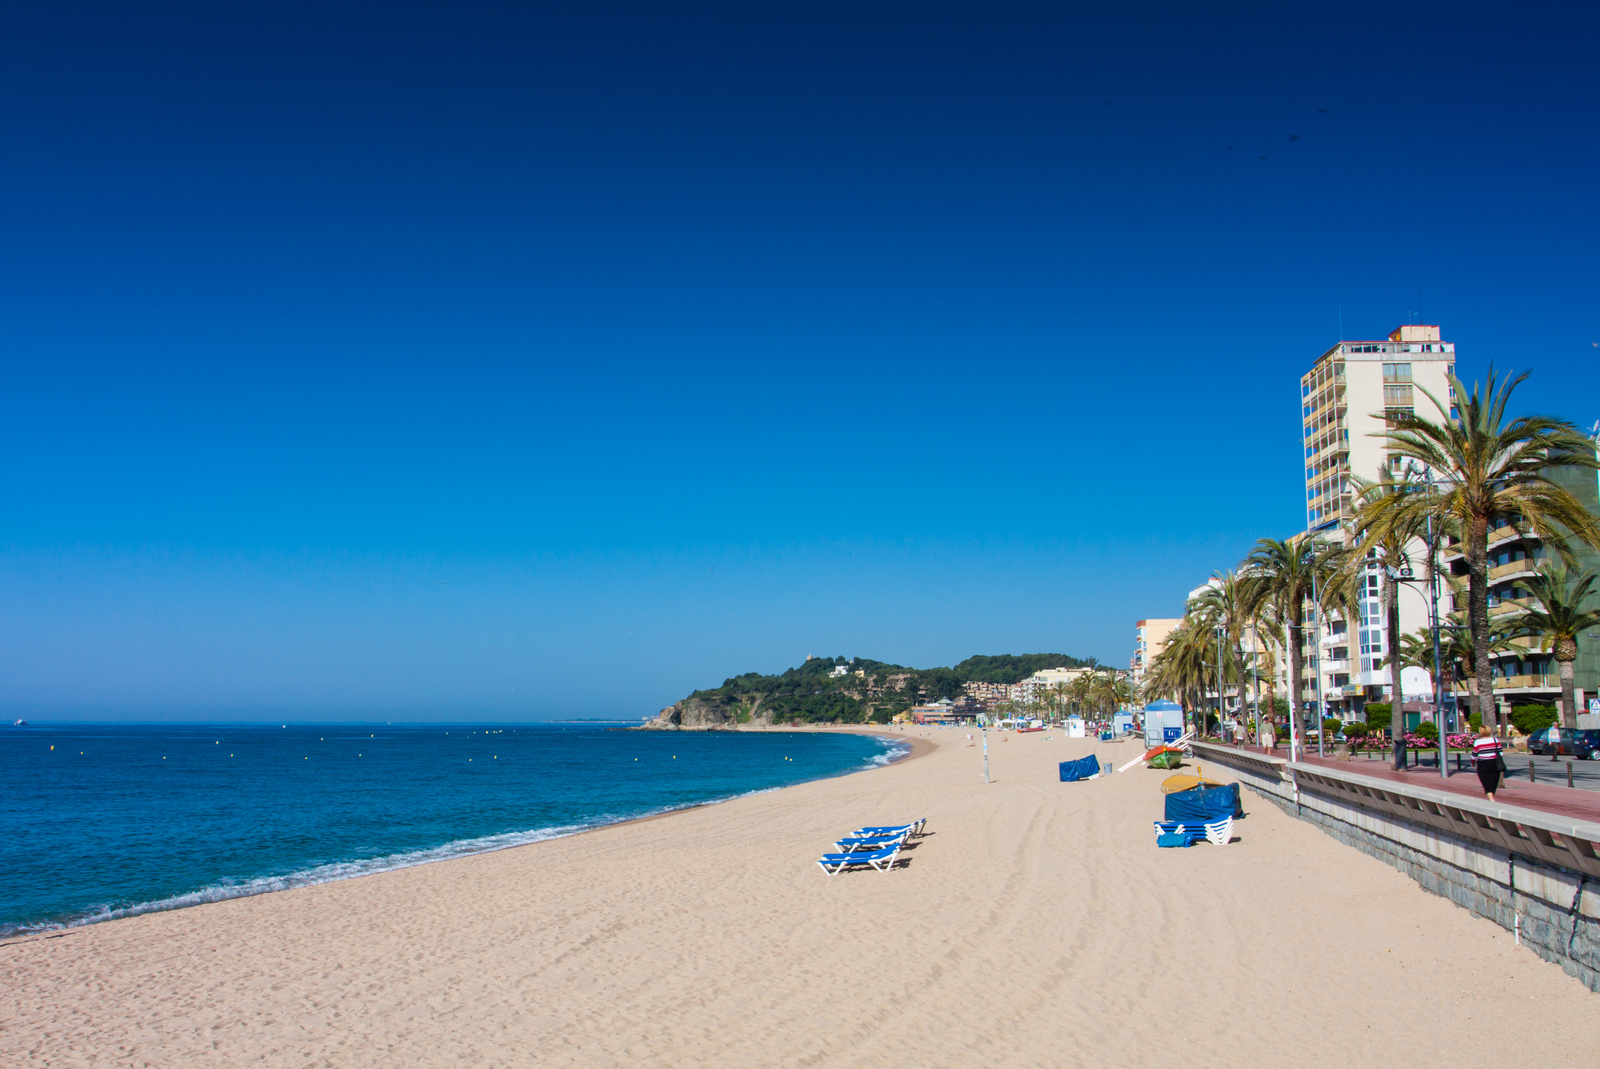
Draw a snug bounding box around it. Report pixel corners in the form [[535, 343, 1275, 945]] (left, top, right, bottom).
[[676, 652, 1091, 725]]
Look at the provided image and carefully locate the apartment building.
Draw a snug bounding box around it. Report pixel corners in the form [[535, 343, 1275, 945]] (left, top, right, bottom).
[[1132, 619, 1182, 691], [1294, 326, 1459, 718], [1438, 461, 1600, 718], [961, 680, 1017, 707], [1302, 325, 1457, 532]]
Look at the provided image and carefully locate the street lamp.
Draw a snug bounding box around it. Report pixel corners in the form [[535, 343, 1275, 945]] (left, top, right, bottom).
[[1249, 622, 1261, 748], [1310, 564, 1326, 759], [1394, 462, 1451, 780], [1214, 624, 1227, 739]]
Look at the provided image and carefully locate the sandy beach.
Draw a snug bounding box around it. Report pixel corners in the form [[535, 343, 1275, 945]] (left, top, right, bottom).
[[3, 727, 1593, 1068]]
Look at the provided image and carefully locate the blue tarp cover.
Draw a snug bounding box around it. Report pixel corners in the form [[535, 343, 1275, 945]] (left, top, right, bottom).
[[1163, 784, 1241, 822], [1058, 755, 1102, 782]]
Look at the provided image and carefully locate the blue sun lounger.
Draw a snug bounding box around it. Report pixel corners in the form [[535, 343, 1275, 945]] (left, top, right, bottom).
[[856, 818, 925, 836], [817, 844, 901, 875], [832, 831, 908, 853], [1152, 817, 1233, 847]]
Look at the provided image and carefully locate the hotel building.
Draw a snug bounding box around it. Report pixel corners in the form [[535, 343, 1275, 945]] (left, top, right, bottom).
[[1297, 326, 1457, 718]]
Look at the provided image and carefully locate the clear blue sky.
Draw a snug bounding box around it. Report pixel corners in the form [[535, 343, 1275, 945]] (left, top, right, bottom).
[[2, 1, 1596, 720]]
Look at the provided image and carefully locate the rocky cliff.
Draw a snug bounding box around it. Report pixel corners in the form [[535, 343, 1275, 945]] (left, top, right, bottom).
[[641, 693, 774, 730]]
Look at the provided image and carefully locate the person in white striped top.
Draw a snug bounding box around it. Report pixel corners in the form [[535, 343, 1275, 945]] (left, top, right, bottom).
[[1471, 725, 1504, 801]]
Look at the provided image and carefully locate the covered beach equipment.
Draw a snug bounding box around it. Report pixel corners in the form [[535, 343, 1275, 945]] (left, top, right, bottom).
[[1153, 783, 1241, 848], [1057, 754, 1103, 782], [1164, 783, 1242, 822], [1159, 770, 1222, 794]]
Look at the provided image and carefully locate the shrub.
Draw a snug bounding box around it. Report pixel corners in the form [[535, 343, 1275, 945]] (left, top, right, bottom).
[[1414, 721, 1439, 742], [1365, 702, 1392, 721], [1511, 704, 1558, 735], [1322, 717, 1342, 736], [1467, 710, 1483, 731], [1344, 721, 1370, 738]]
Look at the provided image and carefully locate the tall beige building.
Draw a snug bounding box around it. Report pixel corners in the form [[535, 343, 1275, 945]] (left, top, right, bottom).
[[1298, 325, 1457, 718], [1301, 324, 1456, 533]]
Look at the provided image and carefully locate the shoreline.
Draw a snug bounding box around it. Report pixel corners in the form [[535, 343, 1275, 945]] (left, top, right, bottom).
[[5, 728, 1592, 1066], [1, 727, 928, 946]]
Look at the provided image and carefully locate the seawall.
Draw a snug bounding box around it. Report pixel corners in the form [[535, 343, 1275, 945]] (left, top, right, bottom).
[[1190, 741, 1600, 992]]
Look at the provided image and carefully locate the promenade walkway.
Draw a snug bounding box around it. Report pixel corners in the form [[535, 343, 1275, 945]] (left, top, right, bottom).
[[1210, 739, 1600, 824]]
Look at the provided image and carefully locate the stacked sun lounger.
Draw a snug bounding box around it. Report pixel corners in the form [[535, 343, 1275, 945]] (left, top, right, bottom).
[[1152, 816, 1233, 847], [816, 818, 926, 874]]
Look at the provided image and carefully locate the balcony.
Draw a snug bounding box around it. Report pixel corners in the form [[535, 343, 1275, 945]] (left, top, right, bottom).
[[1489, 558, 1537, 582], [1493, 673, 1559, 691], [1440, 525, 1530, 564]]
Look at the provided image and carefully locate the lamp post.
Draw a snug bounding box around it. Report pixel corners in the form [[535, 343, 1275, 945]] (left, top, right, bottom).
[[1215, 624, 1227, 739], [1397, 463, 1451, 780], [1249, 622, 1261, 747], [1311, 565, 1326, 758], [981, 720, 990, 783]]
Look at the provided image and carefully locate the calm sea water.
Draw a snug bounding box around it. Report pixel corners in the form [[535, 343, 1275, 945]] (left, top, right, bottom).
[[0, 723, 902, 935]]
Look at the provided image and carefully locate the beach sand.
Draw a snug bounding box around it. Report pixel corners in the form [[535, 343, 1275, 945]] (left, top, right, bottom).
[[3, 727, 1592, 1067]]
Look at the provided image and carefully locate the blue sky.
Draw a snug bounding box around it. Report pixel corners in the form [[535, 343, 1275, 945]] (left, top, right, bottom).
[[2, 1, 1597, 719]]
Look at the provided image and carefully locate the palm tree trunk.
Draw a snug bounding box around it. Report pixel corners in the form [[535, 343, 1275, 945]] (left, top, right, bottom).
[[1386, 571, 1405, 769], [1287, 619, 1303, 758], [1235, 641, 1247, 743], [1560, 656, 1578, 731], [1469, 512, 1496, 735]]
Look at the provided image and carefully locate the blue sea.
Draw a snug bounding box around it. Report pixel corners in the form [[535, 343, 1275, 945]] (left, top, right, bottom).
[[0, 723, 902, 936]]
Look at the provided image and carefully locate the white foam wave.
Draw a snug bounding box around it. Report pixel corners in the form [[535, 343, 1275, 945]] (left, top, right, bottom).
[[863, 739, 912, 766]]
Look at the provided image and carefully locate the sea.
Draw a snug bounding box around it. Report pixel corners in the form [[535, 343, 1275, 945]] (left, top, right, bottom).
[[0, 722, 904, 936]]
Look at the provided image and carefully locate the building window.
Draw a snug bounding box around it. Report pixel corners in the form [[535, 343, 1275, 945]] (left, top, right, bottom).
[[1382, 363, 1413, 382], [1382, 384, 1414, 405]]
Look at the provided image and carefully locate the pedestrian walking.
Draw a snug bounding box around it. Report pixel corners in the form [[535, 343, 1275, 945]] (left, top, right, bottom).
[[1472, 724, 1505, 801]]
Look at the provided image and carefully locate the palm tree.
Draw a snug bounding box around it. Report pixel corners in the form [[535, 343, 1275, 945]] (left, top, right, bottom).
[[1381, 367, 1600, 731], [1241, 536, 1353, 756], [1520, 564, 1600, 729], [1346, 468, 1435, 767], [1191, 571, 1249, 734], [1049, 680, 1072, 723], [1390, 575, 1515, 727], [1144, 622, 1209, 726], [1086, 669, 1132, 717]]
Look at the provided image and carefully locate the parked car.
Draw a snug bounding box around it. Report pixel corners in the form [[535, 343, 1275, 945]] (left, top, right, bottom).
[[1527, 727, 1600, 759]]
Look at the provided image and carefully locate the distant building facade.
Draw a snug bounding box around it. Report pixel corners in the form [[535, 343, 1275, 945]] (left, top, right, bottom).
[[1132, 619, 1182, 691]]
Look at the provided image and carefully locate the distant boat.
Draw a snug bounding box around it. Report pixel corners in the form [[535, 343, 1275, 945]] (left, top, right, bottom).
[[12, 719, 27, 726]]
